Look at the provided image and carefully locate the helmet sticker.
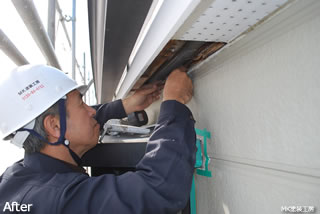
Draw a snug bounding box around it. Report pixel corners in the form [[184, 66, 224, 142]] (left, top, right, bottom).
[[17, 80, 45, 101]]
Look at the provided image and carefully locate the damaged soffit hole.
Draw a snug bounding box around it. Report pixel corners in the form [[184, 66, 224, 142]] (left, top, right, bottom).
[[131, 40, 225, 90], [131, 0, 290, 91], [175, 0, 289, 42]]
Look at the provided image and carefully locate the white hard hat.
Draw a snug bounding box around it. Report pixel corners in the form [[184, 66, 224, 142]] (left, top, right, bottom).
[[0, 64, 87, 143]]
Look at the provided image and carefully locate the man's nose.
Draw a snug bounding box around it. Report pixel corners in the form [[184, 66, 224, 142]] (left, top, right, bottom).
[[86, 104, 97, 117]]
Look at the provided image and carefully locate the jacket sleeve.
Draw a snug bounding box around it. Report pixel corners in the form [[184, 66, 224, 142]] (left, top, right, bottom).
[[58, 100, 196, 214], [92, 99, 127, 127]]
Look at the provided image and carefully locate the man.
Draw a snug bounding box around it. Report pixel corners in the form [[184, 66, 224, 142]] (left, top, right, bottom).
[[0, 64, 196, 213]]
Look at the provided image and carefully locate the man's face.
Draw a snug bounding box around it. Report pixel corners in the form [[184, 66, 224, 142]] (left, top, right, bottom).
[[64, 90, 100, 156]]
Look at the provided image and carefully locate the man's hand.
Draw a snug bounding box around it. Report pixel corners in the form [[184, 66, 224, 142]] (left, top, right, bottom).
[[163, 67, 193, 104], [122, 82, 164, 115]]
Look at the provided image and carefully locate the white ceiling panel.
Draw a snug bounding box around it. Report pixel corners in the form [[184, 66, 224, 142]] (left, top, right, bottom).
[[177, 0, 289, 42]]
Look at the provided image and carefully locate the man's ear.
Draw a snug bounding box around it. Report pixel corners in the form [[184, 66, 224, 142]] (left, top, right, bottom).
[[43, 114, 60, 139]]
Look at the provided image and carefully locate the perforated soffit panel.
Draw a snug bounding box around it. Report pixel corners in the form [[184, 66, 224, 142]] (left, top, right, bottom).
[[176, 0, 288, 42]]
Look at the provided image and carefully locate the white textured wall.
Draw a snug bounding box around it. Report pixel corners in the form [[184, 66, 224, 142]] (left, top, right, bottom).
[[187, 1, 320, 213]]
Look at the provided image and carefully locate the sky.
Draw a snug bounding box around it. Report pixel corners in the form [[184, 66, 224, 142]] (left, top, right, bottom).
[[0, 0, 94, 174]]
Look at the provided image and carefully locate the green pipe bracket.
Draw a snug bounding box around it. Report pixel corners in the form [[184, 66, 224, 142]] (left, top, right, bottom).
[[195, 128, 212, 178], [189, 128, 212, 214]]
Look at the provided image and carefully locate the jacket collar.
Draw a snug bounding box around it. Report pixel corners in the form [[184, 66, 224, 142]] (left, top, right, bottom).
[[23, 152, 86, 174]]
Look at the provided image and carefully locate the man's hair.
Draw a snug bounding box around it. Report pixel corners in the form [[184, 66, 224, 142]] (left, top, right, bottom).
[[23, 101, 60, 154]]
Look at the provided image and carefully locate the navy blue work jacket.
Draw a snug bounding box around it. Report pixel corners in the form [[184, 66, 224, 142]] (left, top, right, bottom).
[[0, 100, 196, 214]]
